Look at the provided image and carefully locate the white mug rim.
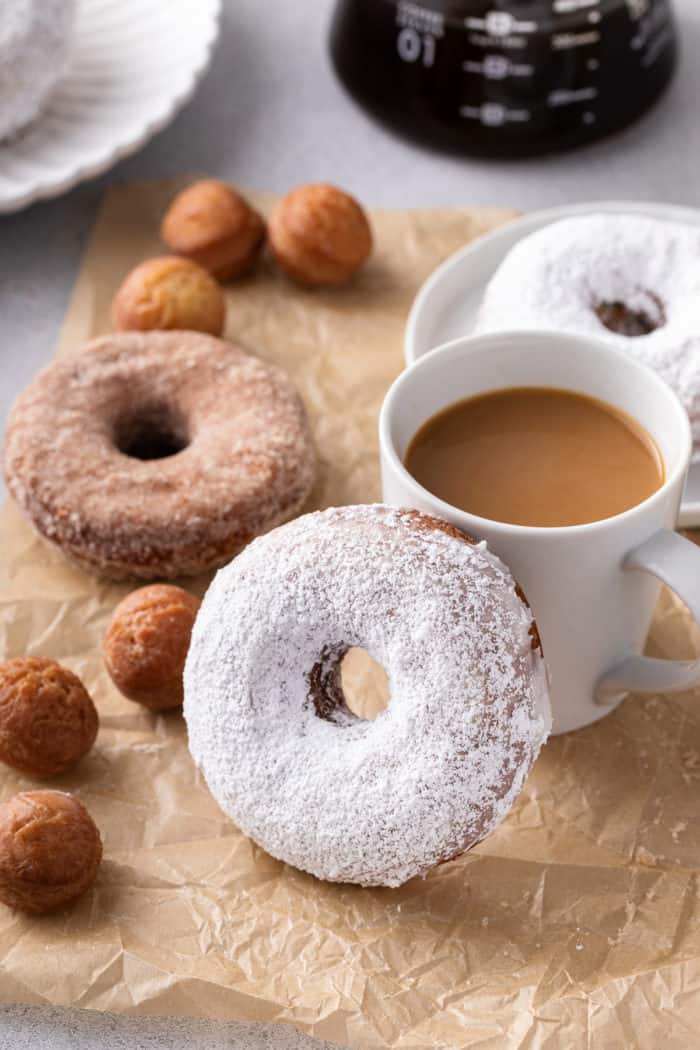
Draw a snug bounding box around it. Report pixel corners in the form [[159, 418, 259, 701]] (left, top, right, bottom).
[[379, 330, 692, 538]]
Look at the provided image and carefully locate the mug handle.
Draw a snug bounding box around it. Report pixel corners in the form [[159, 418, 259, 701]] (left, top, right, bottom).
[[596, 529, 700, 703]]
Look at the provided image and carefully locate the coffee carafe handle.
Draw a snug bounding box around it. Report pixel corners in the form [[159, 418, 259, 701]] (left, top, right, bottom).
[[596, 529, 700, 702]]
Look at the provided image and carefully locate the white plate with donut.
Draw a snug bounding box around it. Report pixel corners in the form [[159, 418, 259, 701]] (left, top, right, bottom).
[[404, 201, 700, 529], [0, 0, 221, 214]]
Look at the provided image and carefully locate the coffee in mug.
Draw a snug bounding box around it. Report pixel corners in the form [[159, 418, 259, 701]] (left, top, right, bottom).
[[404, 387, 664, 528]]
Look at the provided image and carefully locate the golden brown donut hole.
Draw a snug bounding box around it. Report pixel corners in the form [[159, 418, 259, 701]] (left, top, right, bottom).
[[111, 256, 226, 336], [103, 584, 201, 710], [0, 791, 102, 914], [268, 183, 372, 286], [161, 180, 265, 281], [0, 657, 98, 777]]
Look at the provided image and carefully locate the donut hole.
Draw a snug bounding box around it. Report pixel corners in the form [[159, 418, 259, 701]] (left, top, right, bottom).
[[113, 403, 189, 461], [308, 645, 389, 724], [340, 648, 390, 721], [595, 291, 666, 337]]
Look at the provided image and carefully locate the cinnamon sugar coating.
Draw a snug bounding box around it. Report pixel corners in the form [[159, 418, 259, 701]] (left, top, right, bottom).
[[111, 256, 226, 336], [0, 791, 102, 914], [3, 332, 317, 580], [104, 584, 200, 710], [269, 184, 372, 286], [161, 180, 265, 281], [0, 657, 98, 777]]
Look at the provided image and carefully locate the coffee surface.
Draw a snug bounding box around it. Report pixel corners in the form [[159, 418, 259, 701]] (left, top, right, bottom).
[[404, 387, 664, 528]]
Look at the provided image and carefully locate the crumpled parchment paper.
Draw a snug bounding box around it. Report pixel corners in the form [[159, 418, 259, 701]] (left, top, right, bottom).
[[0, 179, 699, 1049]]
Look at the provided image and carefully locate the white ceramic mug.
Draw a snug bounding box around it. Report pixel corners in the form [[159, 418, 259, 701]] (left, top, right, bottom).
[[379, 331, 700, 735]]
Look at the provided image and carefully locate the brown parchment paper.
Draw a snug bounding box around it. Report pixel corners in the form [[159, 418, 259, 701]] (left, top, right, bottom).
[[1, 179, 700, 1049]]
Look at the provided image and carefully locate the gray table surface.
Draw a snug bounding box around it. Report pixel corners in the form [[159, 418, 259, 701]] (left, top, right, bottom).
[[1, 0, 700, 1045]]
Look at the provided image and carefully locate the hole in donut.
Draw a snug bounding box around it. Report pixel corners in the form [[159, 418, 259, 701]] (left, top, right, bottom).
[[113, 403, 189, 461], [307, 645, 389, 724], [340, 648, 389, 721], [595, 291, 666, 338]]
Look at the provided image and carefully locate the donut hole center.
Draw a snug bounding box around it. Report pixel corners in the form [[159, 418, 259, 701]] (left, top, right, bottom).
[[340, 648, 390, 721], [595, 291, 666, 337], [114, 403, 189, 461], [308, 645, 389, 724]]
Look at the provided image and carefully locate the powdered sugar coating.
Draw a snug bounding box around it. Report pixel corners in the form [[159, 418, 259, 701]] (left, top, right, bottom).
[[0, 0, 75, 141], [3, 332, 316, 580], [184, 505, 551, 888], [475, 214, 700, 457]]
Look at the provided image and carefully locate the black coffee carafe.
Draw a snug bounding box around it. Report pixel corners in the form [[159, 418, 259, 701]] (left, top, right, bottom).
[[330, 0, 678, 157]]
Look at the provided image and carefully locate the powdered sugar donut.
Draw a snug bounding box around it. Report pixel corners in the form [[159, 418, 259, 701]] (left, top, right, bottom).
[[184, 505, 551, 888], [0, 0, 76, 141], [475, 214, 700, 458]]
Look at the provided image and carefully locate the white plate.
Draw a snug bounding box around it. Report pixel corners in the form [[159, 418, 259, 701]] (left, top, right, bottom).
[[0, 0, 221, 214], [405, 201, 700, 528]]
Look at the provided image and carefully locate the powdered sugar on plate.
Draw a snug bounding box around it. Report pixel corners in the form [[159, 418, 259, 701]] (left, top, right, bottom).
[[184, 505, 550, 888]]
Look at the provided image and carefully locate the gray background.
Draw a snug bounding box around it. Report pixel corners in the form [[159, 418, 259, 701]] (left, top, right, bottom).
[[1, 0, 700, 1045]]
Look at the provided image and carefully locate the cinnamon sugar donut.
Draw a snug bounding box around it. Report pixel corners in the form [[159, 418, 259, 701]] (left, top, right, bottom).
[[3, 332, 316, 580], [184, 505, 551, 887]]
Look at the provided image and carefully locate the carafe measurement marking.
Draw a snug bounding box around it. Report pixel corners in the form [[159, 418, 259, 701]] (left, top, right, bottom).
[[460, 103, 530, 126], [463, 56, 534, 79], [465, 12, 538, 36], [554, 0, 600, 11]]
